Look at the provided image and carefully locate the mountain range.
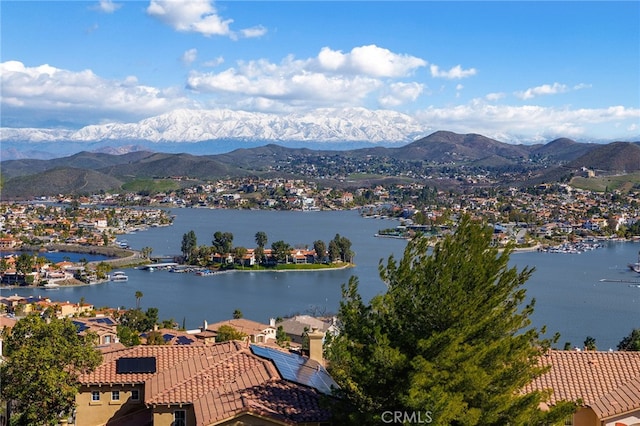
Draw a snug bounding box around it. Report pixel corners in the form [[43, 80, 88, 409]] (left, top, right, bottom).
[[2, 130, 639, 200], [3, 108, 634, 161]]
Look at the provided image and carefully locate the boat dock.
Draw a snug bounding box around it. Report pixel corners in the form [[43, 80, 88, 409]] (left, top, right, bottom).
[[139, 262, 178, 271]]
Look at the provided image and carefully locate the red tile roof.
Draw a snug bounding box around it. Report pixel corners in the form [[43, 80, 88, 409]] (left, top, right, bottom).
[[525, 350, 640, 419], [78, 341, 332, 425]]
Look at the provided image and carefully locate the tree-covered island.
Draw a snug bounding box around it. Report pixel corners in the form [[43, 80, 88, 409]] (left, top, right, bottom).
[[180, 230, 354, 271]]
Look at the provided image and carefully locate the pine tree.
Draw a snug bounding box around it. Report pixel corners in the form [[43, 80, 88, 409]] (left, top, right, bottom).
[[327, 215, 576, 425]]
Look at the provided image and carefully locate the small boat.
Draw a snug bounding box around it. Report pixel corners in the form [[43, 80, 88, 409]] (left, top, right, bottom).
[[110, 271, 129, 281], [628, 251, 640, 273], [195, 269, 215, 276]]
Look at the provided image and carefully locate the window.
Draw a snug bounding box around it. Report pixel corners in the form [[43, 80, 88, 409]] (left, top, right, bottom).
[[91, 391, 100, 401], [131, 389, 140, 401], [111, 390, 120, 401], [174, 410, 186, 426], [104, 335, 111, 344]]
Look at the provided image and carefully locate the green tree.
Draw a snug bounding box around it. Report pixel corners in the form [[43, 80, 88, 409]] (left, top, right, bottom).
[[584, 336, 597, 351], [141, 246, 153, 259], [328, 239, 340, 262], [135, 290, 143, 310], [255, 231, 268, 248], [271, 240, 292, 263], [313, 240, 327, 263], [233, 246, 248, 265], [0, 313, 102, 425], [212, 231, 234, 255], [146, 330, 165, 345], [276, 325, 291, 347], [327, 215, 576, 425], [233, 309, 243, 319], [95, 261, 111, 280], [618, 329, 640, 351], [181, 230, 197, 261], [116, 325, 141, 347], [216, 325, 247, 342], [15, 253, 34, 277]]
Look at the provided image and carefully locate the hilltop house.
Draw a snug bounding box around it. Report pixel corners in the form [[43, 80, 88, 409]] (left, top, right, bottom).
[[75, 338, 335, 425], [525, 350, 640, 426]]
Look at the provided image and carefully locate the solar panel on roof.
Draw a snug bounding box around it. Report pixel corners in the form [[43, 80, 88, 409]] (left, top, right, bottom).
[[176, 336, 193, 345], [162, 333, 175, 342], [250, 345, 338, 395], [72, 321, 88, 332], [116, 357, 157, 374]]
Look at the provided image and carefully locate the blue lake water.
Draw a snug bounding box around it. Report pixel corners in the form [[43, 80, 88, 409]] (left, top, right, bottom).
[[3, 208, 639, 350]]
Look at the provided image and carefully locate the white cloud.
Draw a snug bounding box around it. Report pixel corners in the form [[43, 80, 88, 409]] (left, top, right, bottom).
[[187, 45, 426, 110], [515, 82, 568, 100], [430, 64, 477, 79], [182, 48, 198, 66], [414, 100, 640, 142], [239, 25, 268, 39], [485, 92, 506, 102], [146, 0, 233, 36], [95, 0, 121, 13], [317, 45, 426, 77], [0, 61, 192, 125], [146, 0, 265, 39], [203, 56, 225, 67], [379, 82, 424, 107]]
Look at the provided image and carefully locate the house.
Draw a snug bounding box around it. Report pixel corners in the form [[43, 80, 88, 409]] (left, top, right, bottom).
[[75, 340, 335, 425], [203, 318, 277, 344], [525, 349, 640, 426], [277, 315, 337, 345], [71, 316, 119, 347]]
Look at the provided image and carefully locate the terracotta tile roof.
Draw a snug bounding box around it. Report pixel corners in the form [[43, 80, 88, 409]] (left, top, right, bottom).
[[206, 318, 274, 335], [525, 350, 640, 418], [78, 341, 332, 425]]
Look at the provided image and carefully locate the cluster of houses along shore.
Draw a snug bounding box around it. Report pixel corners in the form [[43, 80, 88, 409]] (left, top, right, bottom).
[[1, 293, 640, 426]]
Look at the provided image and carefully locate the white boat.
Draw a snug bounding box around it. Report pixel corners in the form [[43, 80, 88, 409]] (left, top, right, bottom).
[[628, 251, 640, 273], [110, 271, 129, 281]]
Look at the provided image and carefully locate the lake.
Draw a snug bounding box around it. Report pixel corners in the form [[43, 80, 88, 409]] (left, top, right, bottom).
[[4, 208, 640, 350]]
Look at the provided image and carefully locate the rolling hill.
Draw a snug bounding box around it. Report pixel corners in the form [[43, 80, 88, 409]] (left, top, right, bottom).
[[0, 131, 636, 199]]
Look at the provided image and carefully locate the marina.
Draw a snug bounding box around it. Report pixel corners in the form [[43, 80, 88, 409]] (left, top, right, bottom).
[[4, 208, 640, 350]]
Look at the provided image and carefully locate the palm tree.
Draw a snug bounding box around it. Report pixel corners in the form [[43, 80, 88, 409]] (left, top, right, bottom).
[[135, 291, 143, 310]]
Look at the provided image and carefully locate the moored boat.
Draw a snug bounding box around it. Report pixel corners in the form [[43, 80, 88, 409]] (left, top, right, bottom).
[[110, 271, 129, 281], [628, 251, 640, 273]]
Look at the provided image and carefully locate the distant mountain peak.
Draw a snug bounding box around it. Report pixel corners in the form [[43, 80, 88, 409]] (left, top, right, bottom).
[[1, 108, 427, 145]]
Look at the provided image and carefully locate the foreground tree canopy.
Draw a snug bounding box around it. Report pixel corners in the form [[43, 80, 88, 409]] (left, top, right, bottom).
[[327, 215, 576, 425], [1, 313, 102, 425]]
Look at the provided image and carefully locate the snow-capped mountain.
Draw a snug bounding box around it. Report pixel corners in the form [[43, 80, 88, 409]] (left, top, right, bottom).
[[1, 108, 428, 144]]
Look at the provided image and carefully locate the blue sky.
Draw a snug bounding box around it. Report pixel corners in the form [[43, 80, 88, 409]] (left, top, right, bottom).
[[1, 0, 639, 143]]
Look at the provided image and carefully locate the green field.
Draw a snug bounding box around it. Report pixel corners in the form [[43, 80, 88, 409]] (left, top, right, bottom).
[[121, 179, 181, 194], [570, 173, 640, 193]]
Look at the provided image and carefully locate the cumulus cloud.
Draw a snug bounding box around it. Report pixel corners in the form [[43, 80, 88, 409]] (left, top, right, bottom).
[[203, 56, 225, 67], [146, 0, 265, 39], [187, 45, 426, 110], [182, 48, 198, 66], [239, 25, 268, 39], [414, 99, 640, 142], [379, 82, 425, 107], [317, 45, 426, 77], [515, 82, 569, 100], [430, 64, 477, 79], [95, 0, 121, 13], [0, 61, 192, 126]]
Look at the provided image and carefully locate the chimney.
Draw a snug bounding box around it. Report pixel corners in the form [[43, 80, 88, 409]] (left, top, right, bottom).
[[269, 317, 276, 327], [202, 320, 208, 332], [307, 327, 325, 365]]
